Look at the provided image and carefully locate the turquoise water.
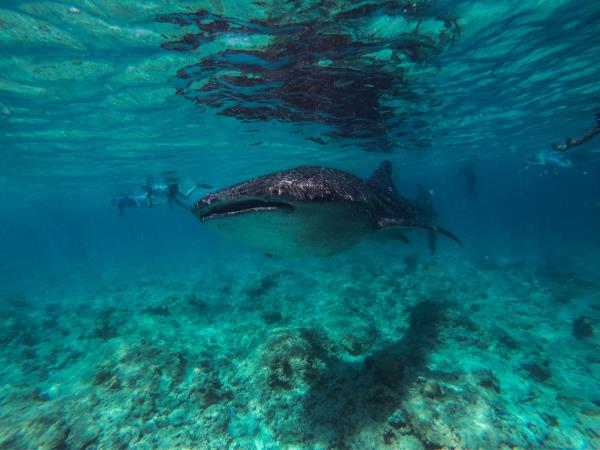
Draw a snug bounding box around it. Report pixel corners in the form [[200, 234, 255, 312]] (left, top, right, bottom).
[[1, 1, 600, 448]]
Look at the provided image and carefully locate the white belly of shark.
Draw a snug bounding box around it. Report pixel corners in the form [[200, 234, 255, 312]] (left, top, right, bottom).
[[203, 201, 372, 257]]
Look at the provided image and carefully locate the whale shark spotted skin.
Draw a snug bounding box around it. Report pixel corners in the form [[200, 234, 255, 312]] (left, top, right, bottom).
[[193, 161, 462, 257]]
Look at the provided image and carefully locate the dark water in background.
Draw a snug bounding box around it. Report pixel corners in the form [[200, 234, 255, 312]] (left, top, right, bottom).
[[2, 158, 599, 281], [1, 0, 600, 448], [1, 0, 599, 277]]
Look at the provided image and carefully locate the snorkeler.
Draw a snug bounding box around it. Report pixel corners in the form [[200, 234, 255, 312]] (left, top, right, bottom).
[[141, 180, 168, 207], [165, 182, 196, 208], [111, 193, 151, 217], [454, 162, 478, 199], [524, 149, 573, 170], [143, 178, 213, 209], [552, 110, 600, 152]]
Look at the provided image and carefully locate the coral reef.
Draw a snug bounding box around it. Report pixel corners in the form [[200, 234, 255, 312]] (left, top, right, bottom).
[[0, 252, 598, 448], [573, 316, 594, 340]]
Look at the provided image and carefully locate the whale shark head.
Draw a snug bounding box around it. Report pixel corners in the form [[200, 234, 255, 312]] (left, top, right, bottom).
[[193, 162, 461, 257], [194, 167, 376, 256], [196, 196, 295, 221]]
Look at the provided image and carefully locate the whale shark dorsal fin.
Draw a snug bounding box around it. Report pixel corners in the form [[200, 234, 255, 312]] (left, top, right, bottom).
[[368, 160, 398, 193]]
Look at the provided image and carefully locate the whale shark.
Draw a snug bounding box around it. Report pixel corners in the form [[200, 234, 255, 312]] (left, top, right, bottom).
[[192, 161, 462, 257]]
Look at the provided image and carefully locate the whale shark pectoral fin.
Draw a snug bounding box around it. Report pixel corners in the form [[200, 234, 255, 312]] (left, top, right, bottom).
[[394, 232, 411, 244], [369, 227, 410, 244], [386, 229, 410, 244]]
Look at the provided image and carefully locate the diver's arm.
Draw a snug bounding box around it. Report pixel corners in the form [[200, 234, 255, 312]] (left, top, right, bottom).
[[556, 157, 573, 168], [553, 112, 600, 151], [181, 183, 214, 198], [181, 185, 198, 198], [567, 125, 600, 146]]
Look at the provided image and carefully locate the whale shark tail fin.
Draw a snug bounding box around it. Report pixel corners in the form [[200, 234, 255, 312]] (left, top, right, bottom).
[[415, 184, 445, 253], [427, 229, 437, 254], [415, 183, 439, 220], [415, 223, 463, 253], [377, 218, 463, 254], [368, 160, 399, 194]]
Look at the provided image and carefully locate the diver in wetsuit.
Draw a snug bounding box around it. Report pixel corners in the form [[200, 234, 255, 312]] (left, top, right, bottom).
[[455, 162, 478, 199], [143, 178, 213, 209], [553, 110, 600, 152], [111, 194, 150, 217], [524, 150, 573, 170], [142, 181, 170, 207]]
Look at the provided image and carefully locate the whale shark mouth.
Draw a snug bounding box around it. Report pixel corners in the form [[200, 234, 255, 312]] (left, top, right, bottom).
[[199, 198, 295, 221]]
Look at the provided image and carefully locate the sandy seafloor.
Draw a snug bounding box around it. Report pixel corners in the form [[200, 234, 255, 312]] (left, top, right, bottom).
[[1, 247, 599, 449]]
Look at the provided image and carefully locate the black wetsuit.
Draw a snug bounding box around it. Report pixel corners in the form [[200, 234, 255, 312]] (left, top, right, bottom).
[[114, 195, 146, 217], [455, 163, 478, 198], [553, 111, 600, 152]]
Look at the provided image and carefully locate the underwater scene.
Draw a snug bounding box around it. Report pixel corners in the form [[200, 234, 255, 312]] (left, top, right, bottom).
[[1, 0, 600, 448]]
